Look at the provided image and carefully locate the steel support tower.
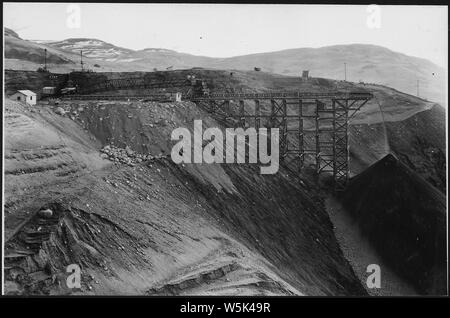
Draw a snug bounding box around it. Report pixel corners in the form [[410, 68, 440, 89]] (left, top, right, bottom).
[[191, 92, 372, 190]]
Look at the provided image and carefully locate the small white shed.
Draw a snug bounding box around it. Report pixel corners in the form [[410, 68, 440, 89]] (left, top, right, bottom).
[[11, 90, 37, 105]]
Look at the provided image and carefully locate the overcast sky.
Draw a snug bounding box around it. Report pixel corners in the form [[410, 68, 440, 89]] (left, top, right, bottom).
[[3, 3, 448, 67]]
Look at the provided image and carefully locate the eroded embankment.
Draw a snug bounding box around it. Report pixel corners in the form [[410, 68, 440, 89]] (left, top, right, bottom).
[[4, 100, 108, 238], [349, 105, 446, 193], [338, 154, 446, 295], [4, 99, 365, 295]]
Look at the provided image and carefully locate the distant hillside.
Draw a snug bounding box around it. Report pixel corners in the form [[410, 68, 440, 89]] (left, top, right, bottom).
[[48, 38, 135, 60], [3, 28, 121, 72], [4, 28, 75, 65], [4, 27, 20, 38], [49, 38, 181, 62], [209, 44, 446, 106], [4, 28, 446, 104]]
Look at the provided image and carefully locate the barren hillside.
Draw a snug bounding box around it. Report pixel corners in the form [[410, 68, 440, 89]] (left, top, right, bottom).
[[3, 68, 446, 296], [4, 28, 446, 105], [339, 154, 446, 294], [4, 97, 366, 296]]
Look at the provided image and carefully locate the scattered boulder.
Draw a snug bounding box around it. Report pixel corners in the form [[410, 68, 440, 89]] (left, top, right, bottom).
[[54, 107, 66, 116], [38, 209, 53, 219], [125, 146, 134, 156], [100, 145, 156, 166]]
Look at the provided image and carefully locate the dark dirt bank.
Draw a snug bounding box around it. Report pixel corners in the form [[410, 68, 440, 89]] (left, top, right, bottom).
[[167, 161, 366, 295], [4, 70, 446, 296], [350, 105, 446, 193], [338, 154, 446, 295]]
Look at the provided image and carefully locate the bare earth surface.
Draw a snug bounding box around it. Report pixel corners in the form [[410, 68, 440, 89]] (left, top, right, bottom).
[[325, 196, 417, 296], [4, 98, 364, 295], [3, 69, 446, 296]]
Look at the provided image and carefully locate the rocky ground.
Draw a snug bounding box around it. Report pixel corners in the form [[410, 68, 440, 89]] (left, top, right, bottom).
[[4, 98, 365, 296], [336, 154, 446, 295], [100, 145, 158, 166], [3, 70, 446, 296], [326, 196, 418, 296]]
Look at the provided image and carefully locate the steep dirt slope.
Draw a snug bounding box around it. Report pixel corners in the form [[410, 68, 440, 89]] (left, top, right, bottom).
[[349, 105, 446, 193], [4, 69, 445, 296], [338, 154, 446, 295], [4, 161, 302, 296], [4, 100, 108, 237], [326, 195, 418, 296], [4, 98, 365, 295], [5, 68, 444, 192], [64, 99, 366, 295]]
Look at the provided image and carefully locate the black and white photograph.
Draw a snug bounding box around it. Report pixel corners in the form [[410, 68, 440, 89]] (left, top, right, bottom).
[[2, 2, 448, 301]]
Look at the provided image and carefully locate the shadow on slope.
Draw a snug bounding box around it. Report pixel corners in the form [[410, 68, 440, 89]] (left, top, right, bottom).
[[349, 105, 446, 193], [339, 154, 447, 295]]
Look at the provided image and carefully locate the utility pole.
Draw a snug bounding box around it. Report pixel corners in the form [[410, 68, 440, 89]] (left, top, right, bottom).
[[80, 50, 84, 71], [344, 63, 347, 81], [44, 48, 47, 71]]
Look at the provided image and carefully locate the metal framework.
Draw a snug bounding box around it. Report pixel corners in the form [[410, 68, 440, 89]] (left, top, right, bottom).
[[59, 94, 174, 101], [191, 92, 372, 190], [76, 77, 191, 94], [62, 75, 372, 190]]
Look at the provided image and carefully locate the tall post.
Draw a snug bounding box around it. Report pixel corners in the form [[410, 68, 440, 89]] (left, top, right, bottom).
[[80, 50, 84, 71], [270, 99, 276, 128], [417, 79, 420, 97], [44, 48, 47, 70], [209, 99, 215, 113], [315, 100, 320, 173], [281, 99, 287, 162], [254, 99, 260, 130], [239, 100, 245, 127], [298, 99, 304, 170], [345, 99, 349, 182], [344, 62, 347, 81], [333, 98, 351, 191], [332, 99, 337, 179], [224, 100, 230, 123]]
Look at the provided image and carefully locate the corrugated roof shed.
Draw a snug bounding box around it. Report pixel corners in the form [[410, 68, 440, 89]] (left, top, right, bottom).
[[17, 90, 37, 96]]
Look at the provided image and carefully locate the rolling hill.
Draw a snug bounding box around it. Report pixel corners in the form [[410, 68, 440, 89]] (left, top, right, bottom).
[[210, 45, 446, 106], [5, 30, 76, 65], [4, 28, 446, 105]]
